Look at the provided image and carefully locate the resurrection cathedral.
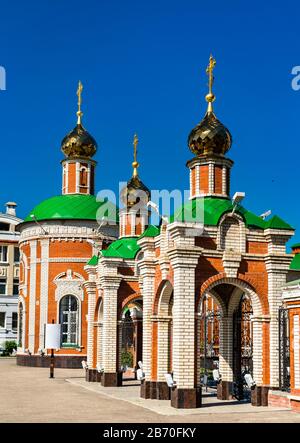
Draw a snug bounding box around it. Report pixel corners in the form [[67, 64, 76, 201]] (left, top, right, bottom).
[[17, 58, 300, 410]]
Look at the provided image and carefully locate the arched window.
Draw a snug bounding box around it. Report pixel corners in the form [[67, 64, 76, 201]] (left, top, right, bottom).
[[80, 167, 88, 187], [18, 303, 23, 347], [59, 295, 79, 347]]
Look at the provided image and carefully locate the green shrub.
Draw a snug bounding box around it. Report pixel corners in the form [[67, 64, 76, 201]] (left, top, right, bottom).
[[121, 350, 133, 368], [4, 340, 17, 355]]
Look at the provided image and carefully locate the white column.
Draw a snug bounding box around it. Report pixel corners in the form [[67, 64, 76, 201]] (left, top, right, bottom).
[[156, 317, 171, 381], [139, 264, 156, 380], [86, 282, 96, 368], [219, 315, 233, 382], [209, 162, 214, 194], [97, 323, 103, 367], [222, 166, 227, 195], [102, 278, 121, 373], [251, 317, 265, 385], [39, 239, 49, 350], [168, 249, 199, 389], [28, 240, 37, 352]]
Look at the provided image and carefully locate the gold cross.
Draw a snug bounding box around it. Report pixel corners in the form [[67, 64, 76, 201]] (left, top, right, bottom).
[[132, 134, 139, 177], [77, 80, 83, 112], [76, 81, 83, 124], [206, 55, 216, 95], [133, 133, 138, 163]]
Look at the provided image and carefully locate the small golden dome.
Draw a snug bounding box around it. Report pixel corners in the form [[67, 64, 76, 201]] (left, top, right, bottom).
[[188, 111, 232, 157], [120, 175, 150, 209], [120, 134, 150, 209], [61, 123, 97, 159], [61, 81, 97, 159], [188, 55, 232, 157]]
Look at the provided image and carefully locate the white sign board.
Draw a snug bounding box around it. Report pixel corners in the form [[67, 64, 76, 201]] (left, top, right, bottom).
[[45, 324, 61, 349]]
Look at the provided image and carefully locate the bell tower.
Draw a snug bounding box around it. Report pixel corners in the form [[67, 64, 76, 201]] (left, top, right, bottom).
[[119, 134, 150, 238], [187, 55, 233, 200], [61, 81, 97, 195]]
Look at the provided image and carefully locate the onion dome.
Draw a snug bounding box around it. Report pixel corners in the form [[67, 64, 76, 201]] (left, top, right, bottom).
[[120, 134, 150, 209], [188, 55, 232, 157], [61, 81, 97, 159]]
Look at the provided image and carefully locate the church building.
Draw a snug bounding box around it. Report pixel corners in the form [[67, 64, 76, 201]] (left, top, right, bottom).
[[16, 57, 300, 410]]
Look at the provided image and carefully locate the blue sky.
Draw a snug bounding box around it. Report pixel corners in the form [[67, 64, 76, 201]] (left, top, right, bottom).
[[0, 0, 299, 246]]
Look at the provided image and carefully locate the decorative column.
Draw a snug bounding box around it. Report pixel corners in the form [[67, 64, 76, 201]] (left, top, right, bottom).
[[101, 274, 122, 387], [39, 238, 49, 350], [137, 236, 156, 399], [86, 283, 97, 368], [155, 315, 172, 400], [250, 315, 270, 406], [168, 243, 202, 408], [28, 240, 37, 353], [217, 315, 234, 400]]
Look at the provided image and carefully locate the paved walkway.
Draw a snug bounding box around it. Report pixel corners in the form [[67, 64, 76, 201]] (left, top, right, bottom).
[[1, 358, 300, 423]]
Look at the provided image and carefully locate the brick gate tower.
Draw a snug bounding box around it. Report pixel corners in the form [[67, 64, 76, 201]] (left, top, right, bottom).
[[84, 56, 295, 409]]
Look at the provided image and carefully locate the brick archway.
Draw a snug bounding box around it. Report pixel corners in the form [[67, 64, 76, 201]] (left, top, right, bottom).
[[198, 274, 263, 317], [196, 274, 266, 392]]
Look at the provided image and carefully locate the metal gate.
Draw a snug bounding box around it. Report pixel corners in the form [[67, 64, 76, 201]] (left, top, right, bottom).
[[232, 294, 253, 400], [278, 307, 290, 392]]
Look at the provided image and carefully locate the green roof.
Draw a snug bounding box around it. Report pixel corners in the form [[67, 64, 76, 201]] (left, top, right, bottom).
[[86, 255, 99, 266], [286, 278, 300, 286], [264, 215, 293, 230], [101, 237, 140, 259], [290, 254, 300, 271], [138, 224, 160, 239], [170, 197, 293, 230], [23, 194, 118, 223]]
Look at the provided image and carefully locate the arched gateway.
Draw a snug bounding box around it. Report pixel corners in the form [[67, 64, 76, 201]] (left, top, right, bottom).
[[84, 57, 294, 409]]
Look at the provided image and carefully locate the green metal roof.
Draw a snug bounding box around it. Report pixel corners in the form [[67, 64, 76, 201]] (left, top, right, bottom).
[[264, 215, 293, 230], [286, 278, 300, 286], [138, 224, 160, 239], [290, 254, 300, 271], [86, 255, 99, 266], [23, 194, 118, 223], [170, 197, 293, 230], [101, 237, 140, 259]]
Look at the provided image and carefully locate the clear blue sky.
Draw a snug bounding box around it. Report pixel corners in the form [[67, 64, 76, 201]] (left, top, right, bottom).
[[0, 0, 299, 247]]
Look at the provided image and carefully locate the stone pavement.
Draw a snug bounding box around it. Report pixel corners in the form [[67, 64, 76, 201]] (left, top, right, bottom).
[[1, 358, 300, 423]]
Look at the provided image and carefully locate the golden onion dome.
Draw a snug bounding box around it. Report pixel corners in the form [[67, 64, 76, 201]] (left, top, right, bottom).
[[120, 174, 151, 209], [120, 134, 150, 209], [61, 123, 97, 159], [61, 80, 97, 159], [188, 111, 232, 156], [188, 55, 232, 157]]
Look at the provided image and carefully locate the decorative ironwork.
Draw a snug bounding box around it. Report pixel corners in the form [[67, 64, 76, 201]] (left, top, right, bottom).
[[279, 307, 290, 392], [233, 294, 253, 400]]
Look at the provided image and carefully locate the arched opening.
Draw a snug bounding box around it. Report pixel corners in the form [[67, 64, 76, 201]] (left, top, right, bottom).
[[199, 294, 221, 385], [59, 295, 79, 348], [156, 281, 173, 384], [120, 299, 143, 380], [198, 278, 262, 401]]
